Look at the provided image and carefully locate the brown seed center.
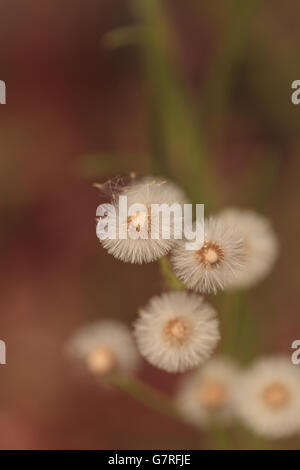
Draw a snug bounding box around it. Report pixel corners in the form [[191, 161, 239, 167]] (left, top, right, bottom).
[[86, 346, 117, 375], [262, 382, 290, 409], [127, 210, 151, 233], [196, 242, 224, 267], [198, 381, 228, 409], [164, 317, 190, 346]]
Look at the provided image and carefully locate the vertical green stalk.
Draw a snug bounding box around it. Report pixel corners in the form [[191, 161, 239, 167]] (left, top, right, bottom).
[[159, 256, 185, 290], [130, 0, 218, 210], [220, 291, 258, 364], [202, 0, 261, 133]]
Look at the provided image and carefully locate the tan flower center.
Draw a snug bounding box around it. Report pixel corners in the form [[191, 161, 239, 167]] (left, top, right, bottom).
[[198, 381, 228, 410], [86, 346, 117, 375], [196, 242, 224, 267], [262, 382, 290, 409], [164, 317, 190, 346], [127, 210, 151, 233]]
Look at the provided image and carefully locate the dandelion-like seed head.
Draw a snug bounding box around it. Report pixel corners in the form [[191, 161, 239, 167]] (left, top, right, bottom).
[[176, 357, 239, 427], [218, 207, 279, 289], [134, 291, 220, 373], [171, 216, 246, 294], [67, 319, 140, 379], [233, 356, 300, 439], [98, 177, 186, 264]]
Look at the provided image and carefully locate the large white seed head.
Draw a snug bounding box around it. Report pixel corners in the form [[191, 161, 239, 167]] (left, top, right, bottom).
[[233, 356, 300, 439], [171, 216, 246, 294], [134, 291, 220, 373], [176, 357, 239, 427], [98, 178, 187, 264]]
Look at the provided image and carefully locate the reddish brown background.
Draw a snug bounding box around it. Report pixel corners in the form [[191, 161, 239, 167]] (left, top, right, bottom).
[[0, 0, 299, 449]]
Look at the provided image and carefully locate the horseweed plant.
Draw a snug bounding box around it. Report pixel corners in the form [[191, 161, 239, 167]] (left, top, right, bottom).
[[66, 176, 300, 445]]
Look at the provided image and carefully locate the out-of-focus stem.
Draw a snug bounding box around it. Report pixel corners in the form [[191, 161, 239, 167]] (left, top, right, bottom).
[[220, 291, 258, 364], [202, 0, 261, 134], [233, 425, 270, 450], [210, 424, 235, 450], [220, 291, 243, 357], [159, 256, 184, 291], [112, 374, 181, 422], [130, 0, 219, 211]]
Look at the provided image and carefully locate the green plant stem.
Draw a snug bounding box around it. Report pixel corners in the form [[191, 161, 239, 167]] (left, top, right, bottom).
[[112, 374, 181, 422], [220, 290, 259, 364], [202, 0, 261, 133], [220, 291, 243, 357], [158, 256, 184, 290], [232, 424, 270, 450], [103, 26, 143, 49], [130, 0, 219, 210], [210, 424, 235, 450]]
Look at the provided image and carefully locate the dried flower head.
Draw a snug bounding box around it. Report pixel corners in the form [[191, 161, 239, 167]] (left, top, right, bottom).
[[233, 357, 300, 439], [134, 291, 220, 373], [219, 208, 279, 289], [176, 358, 239, 427], [67, 320, 140, 378], [97, 177, 186, 264], [171, 217, 246, 294]]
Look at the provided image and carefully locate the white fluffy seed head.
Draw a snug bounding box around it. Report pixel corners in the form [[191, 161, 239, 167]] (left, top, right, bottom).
[[133, 291, 220, 373], [67, 320, 140, 378], [218, 208, 279, 289], [171, 216, 246, 294], [176, 357, 239, 427], [233, 356, 300, 439], [98, 177, 186, 264]]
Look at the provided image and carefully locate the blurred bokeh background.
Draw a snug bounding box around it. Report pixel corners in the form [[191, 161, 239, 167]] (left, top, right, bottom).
[[0, 0, 299, 449]]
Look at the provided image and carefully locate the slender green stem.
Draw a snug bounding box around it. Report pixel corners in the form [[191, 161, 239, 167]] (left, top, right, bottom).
[[202, 0, 261, 133], [210, 424, 235, 450], [158, 256, 185, 291], [219, 291, 258, 364], [220, 291, 243, 357], [130, 0, 219, 210], [112, 374, 182, 422], [232, 424, 270, 450], [103, 26, 143, 49]]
